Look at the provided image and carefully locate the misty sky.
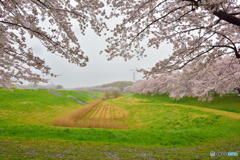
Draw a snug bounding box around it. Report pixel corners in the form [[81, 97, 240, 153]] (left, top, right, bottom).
[[25, 18, 173, 89]]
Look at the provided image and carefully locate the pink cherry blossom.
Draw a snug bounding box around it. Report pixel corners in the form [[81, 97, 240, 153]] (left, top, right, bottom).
[[124, 55, 240, 101], [0, 0, 107, 91], [104, 0, 240, 78]]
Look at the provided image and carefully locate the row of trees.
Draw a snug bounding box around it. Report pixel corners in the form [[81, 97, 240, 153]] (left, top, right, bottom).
[[123, 55, 240, 101], [5, 84, 64, 90], [101, 81, 133, 92], [74, 87, 121, 92], [1, 0, 240, 95]]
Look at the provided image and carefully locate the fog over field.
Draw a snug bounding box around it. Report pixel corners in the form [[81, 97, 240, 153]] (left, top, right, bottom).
[[26, 20, 173, 88]]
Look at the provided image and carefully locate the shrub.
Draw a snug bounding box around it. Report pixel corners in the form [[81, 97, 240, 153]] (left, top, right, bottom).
[[112, 90, 121, 98], [105, 92, 111, 99], [57, 85, 63, 90], [104, 90, 122, 99], [10, 85, 16, 89]]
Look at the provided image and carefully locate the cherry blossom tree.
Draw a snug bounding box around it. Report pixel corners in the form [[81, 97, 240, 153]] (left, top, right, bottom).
[[173, 55, 240, 100], [123, 85, 133, 93], [38, 85, 48, 90], [123, 74, 179, 95], [124, 55, 240, 101], [104, 0, 240, 78], [0, 0, 107, 91]]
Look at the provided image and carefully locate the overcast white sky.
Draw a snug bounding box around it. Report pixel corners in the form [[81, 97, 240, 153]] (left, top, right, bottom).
[[25, 17, 173, 89]]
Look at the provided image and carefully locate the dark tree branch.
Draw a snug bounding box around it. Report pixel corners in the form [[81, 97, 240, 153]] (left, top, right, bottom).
[[36, 0, 48, 8], [124, 0, 151, 24], [213, 10, 240, 26], [183, 0, 240, 26], [212, 30, 240, 58], [0, 0, 6, 8], [126, 6, 183, 49], [229, 12, 240, 16]]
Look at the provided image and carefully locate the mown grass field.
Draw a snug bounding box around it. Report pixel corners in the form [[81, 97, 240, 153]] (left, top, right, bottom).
[[76, 101, 129, 129], [0, 89, 239, 159]]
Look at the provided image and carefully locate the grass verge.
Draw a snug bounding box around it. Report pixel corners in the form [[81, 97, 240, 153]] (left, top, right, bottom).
[[0, 136, 239, 159]]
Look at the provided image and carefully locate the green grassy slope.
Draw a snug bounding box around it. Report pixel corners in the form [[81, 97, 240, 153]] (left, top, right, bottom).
[[0, 90, 239, 159], [130, 93, 240, 113], [0, 89, 83, 125], [1, 136, 239, 159], [0, 90, 239, 146]]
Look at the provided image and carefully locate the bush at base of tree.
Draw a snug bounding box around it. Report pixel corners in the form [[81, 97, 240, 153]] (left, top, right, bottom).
[[10, 85, 16, 90]]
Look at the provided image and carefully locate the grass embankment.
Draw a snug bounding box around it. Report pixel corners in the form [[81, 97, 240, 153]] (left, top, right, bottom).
[[52, 90, 96, 104], [0, 89, 240, 159], [109, 96, 240, 130], [0, 89, 83, 125], [130, 93, 240, 113]]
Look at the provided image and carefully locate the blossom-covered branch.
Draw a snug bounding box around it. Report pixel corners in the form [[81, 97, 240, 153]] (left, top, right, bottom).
[[0, 0, 107, 91], [104, 0, 240, 78], [124, 55, 240, 101]]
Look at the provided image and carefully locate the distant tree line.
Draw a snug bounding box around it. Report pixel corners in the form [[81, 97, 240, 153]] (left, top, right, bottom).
[[2, 84, 64, 90], [101, 81, 133, 92], [74, 87, 121, 92]]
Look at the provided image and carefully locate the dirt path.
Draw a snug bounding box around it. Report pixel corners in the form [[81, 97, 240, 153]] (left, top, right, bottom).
[[87, 94, 98, 99], [68, 96, 88, 105], [163, 103, 240, 120], [75, 91, 85, 95], [47, 90, 64, 97]]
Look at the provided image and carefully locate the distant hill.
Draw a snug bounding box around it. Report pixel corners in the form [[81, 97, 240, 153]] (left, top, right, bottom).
[[97, 81, 133, 91]]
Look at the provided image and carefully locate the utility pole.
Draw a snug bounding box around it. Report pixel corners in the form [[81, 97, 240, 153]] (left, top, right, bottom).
[[130, 69, 136, 82]]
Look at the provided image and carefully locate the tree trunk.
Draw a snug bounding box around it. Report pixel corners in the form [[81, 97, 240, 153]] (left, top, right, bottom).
[[235, 88, 240, 97]]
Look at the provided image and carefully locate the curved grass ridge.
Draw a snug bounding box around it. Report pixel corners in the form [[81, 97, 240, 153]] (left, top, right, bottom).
[[163, 103, 240, 120], [53, 99, 102, 127]]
